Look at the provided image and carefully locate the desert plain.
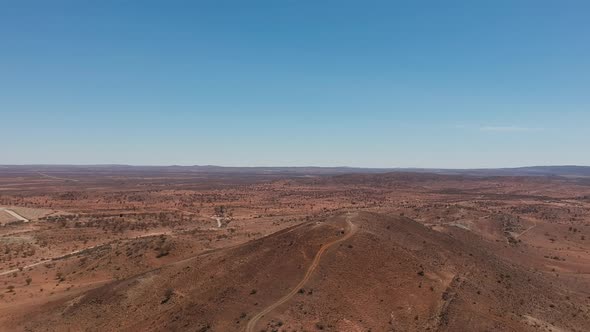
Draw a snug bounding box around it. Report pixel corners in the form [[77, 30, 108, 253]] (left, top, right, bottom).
[[0, 165, 589, 331]]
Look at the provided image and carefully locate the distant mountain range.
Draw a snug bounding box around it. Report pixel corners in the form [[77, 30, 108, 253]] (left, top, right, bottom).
[[1, 165, 590, 177], [394, 166, 590, 177]]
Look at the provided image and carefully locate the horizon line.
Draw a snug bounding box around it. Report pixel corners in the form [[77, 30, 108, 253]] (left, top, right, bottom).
[[1, 164, 588, 170]]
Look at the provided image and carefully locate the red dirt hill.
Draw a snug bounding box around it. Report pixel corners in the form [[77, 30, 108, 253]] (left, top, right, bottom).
[[14, 212, 590, 332]]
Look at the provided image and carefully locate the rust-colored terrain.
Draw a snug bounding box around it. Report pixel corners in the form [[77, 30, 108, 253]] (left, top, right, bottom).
[[1, 166, 589, 331]]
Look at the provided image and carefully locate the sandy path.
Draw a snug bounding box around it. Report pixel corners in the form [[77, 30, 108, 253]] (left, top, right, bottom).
[[245, 213, 358, 332], [0, 208, 29, 223], [210, 216, 223, 228]]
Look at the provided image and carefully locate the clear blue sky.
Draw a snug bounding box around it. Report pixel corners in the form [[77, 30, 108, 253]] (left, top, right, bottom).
[[1, 1, 589, 167]]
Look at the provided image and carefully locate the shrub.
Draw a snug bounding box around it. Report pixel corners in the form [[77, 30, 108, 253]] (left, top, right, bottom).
[[161, 288, 174, 304]]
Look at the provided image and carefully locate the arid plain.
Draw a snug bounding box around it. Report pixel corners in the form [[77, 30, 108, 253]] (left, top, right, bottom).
[[1, 166, 589, 331]]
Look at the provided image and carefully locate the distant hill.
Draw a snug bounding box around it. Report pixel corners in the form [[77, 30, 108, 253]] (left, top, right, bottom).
[[1, 165, 589, 178], [409, 165, 590, 177]]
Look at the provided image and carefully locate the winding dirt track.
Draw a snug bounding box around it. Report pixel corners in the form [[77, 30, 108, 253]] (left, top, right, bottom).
[[245, 214, 358, 332]]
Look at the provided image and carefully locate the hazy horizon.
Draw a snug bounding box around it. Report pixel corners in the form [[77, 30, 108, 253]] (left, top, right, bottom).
[[2, 1, 589, 167], [1, 163, 589, 170]]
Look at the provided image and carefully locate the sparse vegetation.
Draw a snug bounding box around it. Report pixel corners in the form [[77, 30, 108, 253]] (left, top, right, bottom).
[[161, 288, 174, 304], [1, 167, 590, 331]]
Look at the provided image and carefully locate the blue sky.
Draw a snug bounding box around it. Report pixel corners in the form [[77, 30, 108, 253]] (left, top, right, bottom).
[[1, 1, 589, 167]]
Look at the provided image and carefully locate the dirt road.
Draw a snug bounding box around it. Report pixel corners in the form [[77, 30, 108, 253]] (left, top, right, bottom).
[[0, 231, 170, 277], [211, 216, 223, 228], [515, 221, 537, 239], [245, 213, 358, 332], [0, 259, 51, 277], [0, 208, 29, 223], [37, 172, 79, 182]]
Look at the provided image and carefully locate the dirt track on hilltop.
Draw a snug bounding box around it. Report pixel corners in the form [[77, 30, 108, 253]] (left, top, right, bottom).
[[245, 213, 358, 332]]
